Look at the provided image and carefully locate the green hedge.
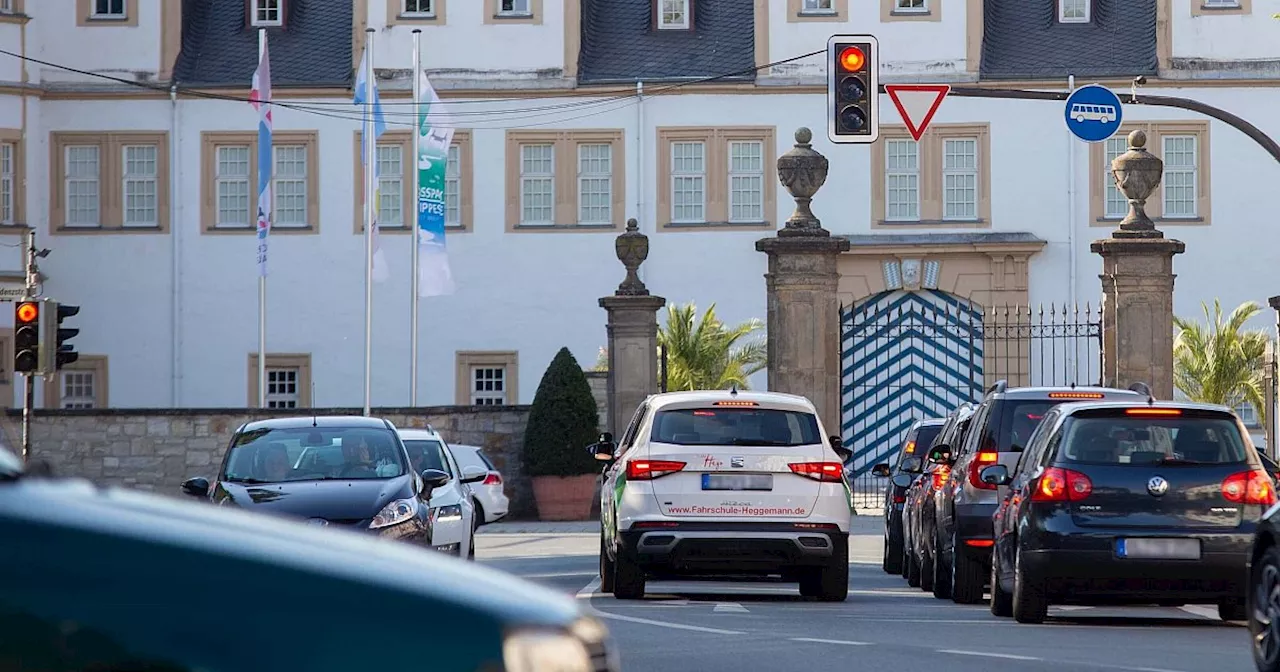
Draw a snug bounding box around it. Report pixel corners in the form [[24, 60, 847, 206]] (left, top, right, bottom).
[[522, 347, 602, 477]]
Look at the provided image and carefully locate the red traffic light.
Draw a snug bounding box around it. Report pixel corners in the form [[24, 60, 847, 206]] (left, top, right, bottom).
[[839, 46, 866, 71], [15, 301, 37, 323]]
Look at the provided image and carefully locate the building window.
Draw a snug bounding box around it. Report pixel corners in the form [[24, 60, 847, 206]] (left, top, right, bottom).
[[202, 131, 318, 233], [577, 143, 613, 225], [445, 144, 461, 226], [728, 141, 764, 223], [0, 142, 14, 226], [403, 0, 434, 16], [671, 141, 706, 224], [252, 0, 282, 26], [499, 0, 529, 15], [895, 0, 926, 12], [248, 353, 312, 407], [1102, 135, 1128, 219], [455, 351, 519, 405], [1162, 135, 1198, 218], [1059, 0, 1090, 22], [376, 143, 404, 228], [46, 355, 109, 410], [942, 137, 979, 221], [1202, 0, 1240, 6], [802, 0, 834, 12], [658, 0, 690, 29], [871, 124, 990, 227], [122, 145, 159, 227], [64, 145, 101, 228], [519, 144, 555, 226], [1236, 403, 1259, 427], [215, 145, 251, 228], [273, 144, 308, 227], [61, 371, 96, 409], [0, 1, 12, 14], [884, 139, 919, 221], [93, 0, 125, 18]]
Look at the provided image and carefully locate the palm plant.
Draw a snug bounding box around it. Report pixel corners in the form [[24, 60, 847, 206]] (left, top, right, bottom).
[[1173, 299, 1270, 424], [658, 302, 767, 391]]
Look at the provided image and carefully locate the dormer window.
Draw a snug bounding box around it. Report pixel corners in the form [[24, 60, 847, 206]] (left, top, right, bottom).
[[252, 0, 283, 27], [1059, 0, 1090, 23], [658, 0, 691, 30]]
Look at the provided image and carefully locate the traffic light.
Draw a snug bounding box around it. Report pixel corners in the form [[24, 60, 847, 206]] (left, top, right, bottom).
[[39, 299, 79, 372], [13, 299, 39, 374], [827, 35, 879, 144]]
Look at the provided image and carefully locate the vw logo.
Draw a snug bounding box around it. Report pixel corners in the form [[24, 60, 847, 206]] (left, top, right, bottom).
[[305, 518, 329, 527], [1147, 476, 1169, 497], [730, 457, 745, 468]]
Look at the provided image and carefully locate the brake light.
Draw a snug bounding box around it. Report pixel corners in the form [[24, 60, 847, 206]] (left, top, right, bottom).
[[789, 462, 844, 482], [482, 473, 502, 485], [1222, 470, 1276, 505], [713, 400, 759, 407], [904, 440, 917, 454], [1048, 392, 1105, 399], [893, 493, 907, 504], [968, 451, 999, 490], [932, 465, 951, 490], [626, 460, 686, 480], [1125, 408, 1182, 416], [964, 539, 994, 548], [1032, 467, 1092, 502]]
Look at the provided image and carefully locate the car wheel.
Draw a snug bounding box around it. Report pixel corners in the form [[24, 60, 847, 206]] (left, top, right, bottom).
[[599, 535, 616, 593], [801, 537, 849, 602], [1011, 544, 1048, 624], [467, 527, 476, 560], [472, 499, 484, 531], [990, 549, 1013, 617], [920, 543, 935, 593], [1220, 597, 1247, 622], [1251, 545, 1280, 671], [883, 526, 904, 574], [906, 545, 922, 587], [951, 530, 985, 604], [931, 528, 951, 600], [613, 544, 645, 600]]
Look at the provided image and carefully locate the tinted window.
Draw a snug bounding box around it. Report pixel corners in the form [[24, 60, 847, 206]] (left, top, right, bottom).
[[1055, 415, 1248, 465], [985, 400, 1058, 452], [897, 425, 943, 473], [403, 439, 453, 476], [224, 426, 407, 483], [651, 408, 821, 447]]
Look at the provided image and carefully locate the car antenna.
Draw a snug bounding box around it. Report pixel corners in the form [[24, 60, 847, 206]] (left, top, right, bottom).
[[1070, 381, 1077, 389], [312, 381, 318, 427], [730, 383, 739, 396]]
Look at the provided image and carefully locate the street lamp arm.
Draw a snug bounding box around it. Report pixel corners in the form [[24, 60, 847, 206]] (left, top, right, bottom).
[[888, 85, 1280, 165]]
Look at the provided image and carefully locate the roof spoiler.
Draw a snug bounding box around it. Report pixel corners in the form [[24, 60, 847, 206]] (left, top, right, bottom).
[[1128, 382, 1153, 398], [986, 379, 1008, 396]]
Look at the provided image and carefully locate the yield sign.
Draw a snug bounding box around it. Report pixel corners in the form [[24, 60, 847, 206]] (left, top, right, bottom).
[[885, 84, 951, 142]]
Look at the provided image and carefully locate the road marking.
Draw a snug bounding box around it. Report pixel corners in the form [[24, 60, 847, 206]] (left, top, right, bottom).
[[937, 649, 1040, 661], [1053, 605, 1094, 611], [576, 578, 601, 599], [713, 602, 749, 613], [593, 611, 745, 635], [1178, 605, 1220, 620], [790, 637, 872, 646]]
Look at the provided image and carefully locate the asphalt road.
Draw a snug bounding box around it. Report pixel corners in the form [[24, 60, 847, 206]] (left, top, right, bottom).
[[476, 518, 1255, 672]]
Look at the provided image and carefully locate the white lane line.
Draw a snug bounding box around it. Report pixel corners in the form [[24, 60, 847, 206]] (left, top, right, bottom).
[[937, 649, 1041, 661], [713, 602, 749, 613], [593, 611, 745, 635], [520, 571, 600, 579], [1178, 605, 1220, 620], [790, 637, 873, 646], [576, 578, 601, 599], [1052, 605, 1094, 611]]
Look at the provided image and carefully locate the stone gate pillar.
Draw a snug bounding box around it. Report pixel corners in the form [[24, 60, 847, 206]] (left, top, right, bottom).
[[1091, 130, 1185, 399], [600, 219, 665, 436], [755, 128, 851, 434]]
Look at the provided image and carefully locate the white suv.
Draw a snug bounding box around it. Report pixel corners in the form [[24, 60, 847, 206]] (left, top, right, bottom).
[[592, 390, 855, 601]]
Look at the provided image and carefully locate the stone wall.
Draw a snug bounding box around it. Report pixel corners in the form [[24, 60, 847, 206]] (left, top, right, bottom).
[[0, 406, 542, 519], [585, 370, 608, 431]]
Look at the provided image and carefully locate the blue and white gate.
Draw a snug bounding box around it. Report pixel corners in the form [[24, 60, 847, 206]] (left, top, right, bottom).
[[840, 289, 985, 503]]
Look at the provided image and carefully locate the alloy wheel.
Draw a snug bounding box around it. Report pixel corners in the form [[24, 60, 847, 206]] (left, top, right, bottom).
[[1254, 556, 1280, 668]]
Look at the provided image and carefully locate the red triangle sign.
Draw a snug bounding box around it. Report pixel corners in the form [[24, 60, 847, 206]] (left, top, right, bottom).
[[885, 85, 951, 142]]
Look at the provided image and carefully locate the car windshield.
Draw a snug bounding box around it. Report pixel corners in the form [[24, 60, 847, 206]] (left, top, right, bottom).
[[897, 424, 943, 473], [223, 426, 408, 483], [1056, 414, 1249, 465], [651, 407, 821, 447], [402, 439, 453, 476]]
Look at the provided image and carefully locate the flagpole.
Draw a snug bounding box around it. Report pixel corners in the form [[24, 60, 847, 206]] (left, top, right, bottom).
[[362, 28, 376, 417], [257, 28, 268, 409], [410, 29, 422, 407]]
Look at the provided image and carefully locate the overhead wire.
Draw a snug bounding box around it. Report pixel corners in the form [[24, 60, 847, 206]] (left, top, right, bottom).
[[0, 47, 824, 129]]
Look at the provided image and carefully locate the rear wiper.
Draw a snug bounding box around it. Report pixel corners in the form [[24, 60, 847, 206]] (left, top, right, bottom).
[[1157, 457, 1204, 466]]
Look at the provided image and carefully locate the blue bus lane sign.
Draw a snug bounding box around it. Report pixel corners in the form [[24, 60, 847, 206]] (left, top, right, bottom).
[[1064, 84, 1123, 143]]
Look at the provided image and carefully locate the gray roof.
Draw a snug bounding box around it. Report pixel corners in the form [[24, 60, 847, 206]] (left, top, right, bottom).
[[980, 0, 1158, 81], [173, 0, 354, 88], [578, 0, 756, 84], [240, 415, 393, 432]]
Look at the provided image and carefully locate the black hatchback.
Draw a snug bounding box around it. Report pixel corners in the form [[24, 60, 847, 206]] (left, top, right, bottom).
[[984, 400, 1272, 623], [871, 418, 945, 575], [181, 416, 451, 545]]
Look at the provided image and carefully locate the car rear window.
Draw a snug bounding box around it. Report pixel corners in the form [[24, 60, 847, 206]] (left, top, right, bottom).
[[1055, 412, 1248, 465], [651, 408, 821, 447], [897, 425, 943, 473], [983, 400, 1058, 452]]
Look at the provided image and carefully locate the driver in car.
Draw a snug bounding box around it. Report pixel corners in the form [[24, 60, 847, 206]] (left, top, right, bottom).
[[259, 442, 291, 481], [340, 435, 378, 476]]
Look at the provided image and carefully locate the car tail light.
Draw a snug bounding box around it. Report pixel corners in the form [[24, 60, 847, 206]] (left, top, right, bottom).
[[931, 465, 951, 491], [1125, 408, 1182, 416], [892, 492, 907, 504], [964, 539, 994, 548], [904, 440, 917, 455], [789, 462, 845, 482], [1031, 467, 1092, 502], [626, 460, 686, 480], [483, 473, 502, 485], [968, 451, 999, 490], [1048, 392, 1105, 399], [1222, 470, 1277, 505]]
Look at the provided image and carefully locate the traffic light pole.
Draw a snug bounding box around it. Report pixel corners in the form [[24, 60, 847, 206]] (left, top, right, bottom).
[[20, 228, 37, 461]]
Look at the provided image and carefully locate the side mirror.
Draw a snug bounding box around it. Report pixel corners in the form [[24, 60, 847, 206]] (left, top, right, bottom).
[[590, 441, 617, 462], [419, 468, 451, 497], [460, 465, 487, 484], [830, 435, 852, 462], [599, 432, 614, 443], [891, 473, 915, 489], [980, 464, 1012, 486], [900, 456, 923, 473], [870, 463, 891, 477], [181, 477, 211, 498], [928, 445, 952, 464]]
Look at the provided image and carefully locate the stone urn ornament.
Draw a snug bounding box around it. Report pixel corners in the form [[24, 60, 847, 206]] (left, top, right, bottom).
[[614, 218, 650, 295], [776, 127, 832, 237], [1110, 129, 1165, 238]]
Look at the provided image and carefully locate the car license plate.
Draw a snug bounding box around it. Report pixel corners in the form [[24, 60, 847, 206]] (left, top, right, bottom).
[[1116, 538, 1201, 560], [702, 473, 773, 491]]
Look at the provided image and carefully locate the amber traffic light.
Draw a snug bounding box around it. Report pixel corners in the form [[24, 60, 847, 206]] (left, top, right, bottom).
[[827, 35, 879, 144], [14, 300, 39, 374]]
